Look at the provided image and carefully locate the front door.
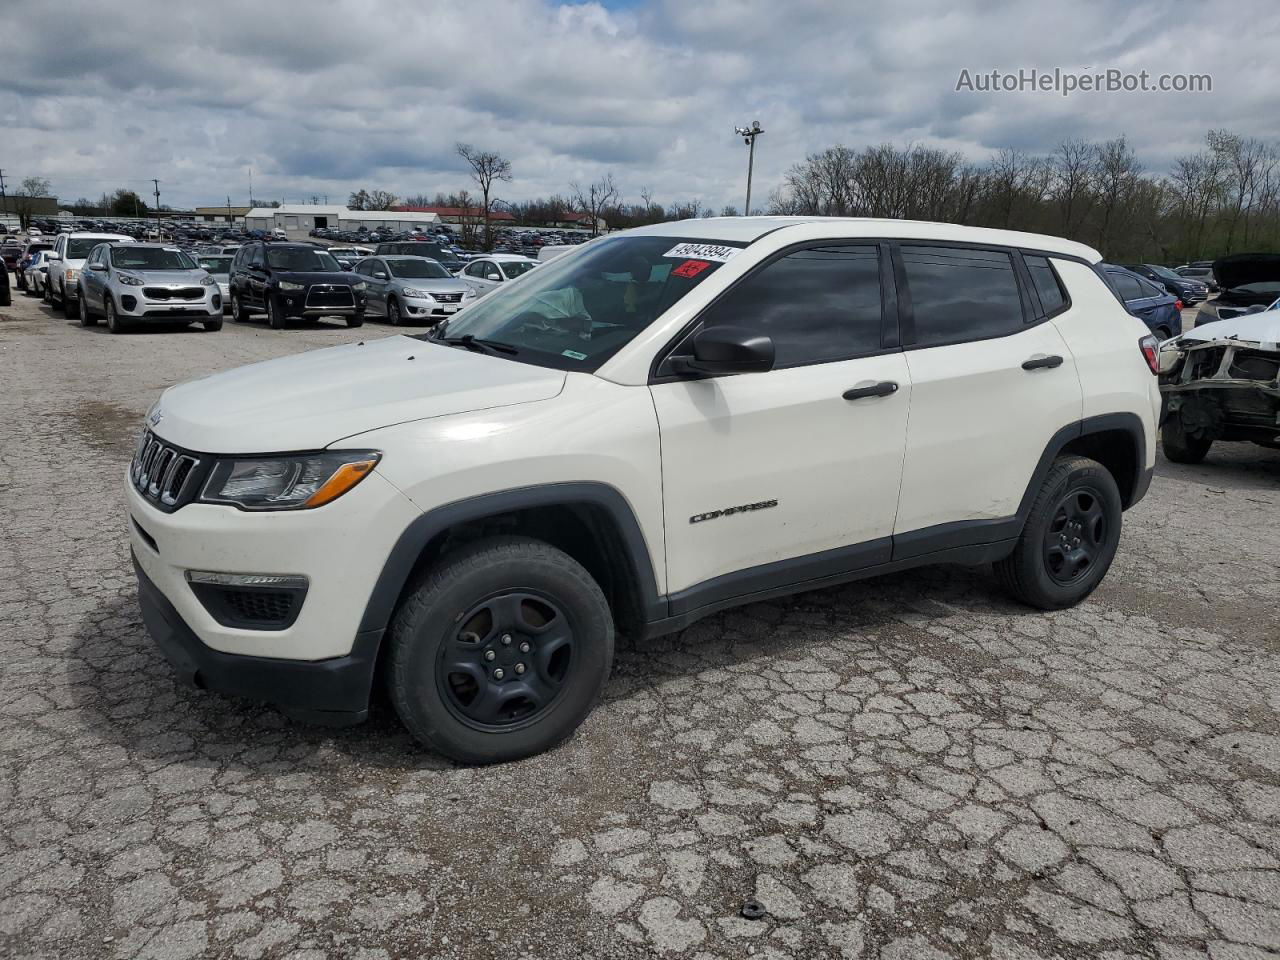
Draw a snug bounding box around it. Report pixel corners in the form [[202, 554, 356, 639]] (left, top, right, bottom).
[[651, 244, 910, 602]]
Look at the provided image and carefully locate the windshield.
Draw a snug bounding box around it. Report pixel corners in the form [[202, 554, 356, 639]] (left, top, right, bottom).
[[68, 237, 122, 259], [501, 260, 537, 279], [1148, 265, 1182, 280], [430, 235, 742, 372], [387, 257, 451, 279], [111, 247, 196, 270], [267, 247, 340, 271], [197, 256, 232, 275]]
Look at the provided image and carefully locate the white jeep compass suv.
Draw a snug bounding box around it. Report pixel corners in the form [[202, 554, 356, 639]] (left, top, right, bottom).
[[127, 217, 1162, 763]]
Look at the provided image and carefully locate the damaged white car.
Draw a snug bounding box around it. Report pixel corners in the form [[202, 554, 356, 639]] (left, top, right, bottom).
[[1159, 309, 1280, 462]]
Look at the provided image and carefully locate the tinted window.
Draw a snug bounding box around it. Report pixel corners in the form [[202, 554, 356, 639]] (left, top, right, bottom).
[[387, 258, 450, 279], [1109, 272, 1145, 302], [502, 261, 536, 279], [1024, 255, 1068, 316], [248, 245, 265, 268], [266, 247, 338, 271], [699, 246, 882, 367], [1138, 278, 1166, 298], [900, 246, 1025, 346], [483, 262, 502, 281]]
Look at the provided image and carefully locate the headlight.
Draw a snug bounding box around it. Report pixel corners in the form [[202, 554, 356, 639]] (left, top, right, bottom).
[[351, 281, 367, 292], [401, 287, 434, 299], [65, 268, 79, 282], [200, 275, 216, 286], [278, 281, 304, 292], [118, 273, 144, 286], [199, 451, 381, 511]]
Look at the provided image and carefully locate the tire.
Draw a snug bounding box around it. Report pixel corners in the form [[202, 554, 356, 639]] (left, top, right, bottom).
[[15, 271, 25, 292], [1162, 411, 1213, 464], [995, 456, 1122, 610], [387, 536, 614, 764], [78, 290, 98, 327], [62, 283, 77, 318], [267, 297, 285, 330], [202, 318, 223, 332], [105, 296, 126, 334], [42, 279, 52, 304], [231, 291, 247, 323], [387, 297, 401, 326], [346, 310, 364, 328]]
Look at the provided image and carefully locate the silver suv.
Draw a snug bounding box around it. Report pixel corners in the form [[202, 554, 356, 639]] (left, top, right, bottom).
[[77, 243, 223, 333]]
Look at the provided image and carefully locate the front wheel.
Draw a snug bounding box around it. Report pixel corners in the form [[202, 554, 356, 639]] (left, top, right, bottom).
[[78, 290, 98, 327], [1162, 411, 1213, 464], [387, 298, 401, 326], [995, 456, 1122, 610], [62, 285, 77, 318], [202, 318, 223, 332], [267, 297, 285, 330], [387, 536, 614, 764], [105, 297, 127, 334], [345, 310, 364, 328]]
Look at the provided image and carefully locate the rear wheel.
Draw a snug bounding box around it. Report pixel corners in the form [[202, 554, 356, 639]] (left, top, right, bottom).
[[387, 536, 614, 764], [1162, 410, 1213, 464], [995, 456, 1122, 610]]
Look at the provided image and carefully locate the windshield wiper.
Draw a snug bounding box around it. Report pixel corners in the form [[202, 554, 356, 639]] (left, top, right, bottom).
[[434, 333, 519, 355]]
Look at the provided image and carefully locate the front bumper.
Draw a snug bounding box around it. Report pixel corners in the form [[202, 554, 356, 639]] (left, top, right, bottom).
[[276, 289, 367, 317], [135, 555, 380, 723], [402, 294, 468, 319], [118, 288, 221, 320]]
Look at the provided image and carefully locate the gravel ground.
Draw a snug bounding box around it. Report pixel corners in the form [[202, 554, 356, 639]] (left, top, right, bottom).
[[2, 286, 1279, 960]]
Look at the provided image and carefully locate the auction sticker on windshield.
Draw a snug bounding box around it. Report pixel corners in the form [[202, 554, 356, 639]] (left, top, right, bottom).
[[663, 242, 740, 263]]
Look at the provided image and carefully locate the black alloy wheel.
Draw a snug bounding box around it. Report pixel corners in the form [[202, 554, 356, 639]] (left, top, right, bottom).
[[437, 591, 576, 730]]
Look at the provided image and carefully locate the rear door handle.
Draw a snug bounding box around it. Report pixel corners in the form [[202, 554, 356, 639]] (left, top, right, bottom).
[[843, 381, 899, 401], [1021, 355, 1064, 371]]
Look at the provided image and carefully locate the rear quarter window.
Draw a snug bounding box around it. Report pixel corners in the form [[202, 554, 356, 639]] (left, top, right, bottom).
[[1024, 255, 1070, 317]]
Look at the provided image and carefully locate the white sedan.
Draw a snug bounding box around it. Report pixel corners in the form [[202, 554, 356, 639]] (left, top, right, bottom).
[[457, 254, 537, 298]]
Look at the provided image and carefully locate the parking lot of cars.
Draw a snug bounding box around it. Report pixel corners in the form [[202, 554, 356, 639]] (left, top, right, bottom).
[[2, 235, 1280, 960]]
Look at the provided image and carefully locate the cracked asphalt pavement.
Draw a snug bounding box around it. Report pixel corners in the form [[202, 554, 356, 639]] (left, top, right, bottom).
[[2, 288, 1279, 960]]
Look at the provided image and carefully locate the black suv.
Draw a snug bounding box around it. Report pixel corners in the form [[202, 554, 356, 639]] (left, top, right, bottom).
[[228, 242, 366, 329], [374, 240, 463, 274]]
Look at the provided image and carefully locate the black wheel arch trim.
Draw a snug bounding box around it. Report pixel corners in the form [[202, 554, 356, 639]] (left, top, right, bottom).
[[358, 482, 665, 635]]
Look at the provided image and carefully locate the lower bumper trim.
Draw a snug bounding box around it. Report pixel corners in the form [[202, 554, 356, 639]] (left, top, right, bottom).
[[134, 553, 379, 722]]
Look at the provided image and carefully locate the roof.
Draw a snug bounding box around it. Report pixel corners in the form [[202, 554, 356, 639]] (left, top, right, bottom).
[[394, 205, 516, 221], [484, 254, 538, 262], [619, 216, 1103, 262], [339, 210, 440, 222]]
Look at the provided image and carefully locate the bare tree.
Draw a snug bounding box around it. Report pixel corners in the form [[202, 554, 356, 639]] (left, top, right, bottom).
[[13, 176, 51, 229], [1049, 139, 1095, 239], [456, 143, 512, 250], [570, 174, 619, 237], [1093, 136, 1143, 256], [366, 189, 399, 211], [347, 189, 370, 211]]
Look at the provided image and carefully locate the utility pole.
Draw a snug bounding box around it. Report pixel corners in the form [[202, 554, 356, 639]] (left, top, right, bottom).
[[152, 179, 161, 236], [733, 120, 764, 215], [226, 194, 232, 226], [0, 168, 7, 217], [248, 168, 254, 208]]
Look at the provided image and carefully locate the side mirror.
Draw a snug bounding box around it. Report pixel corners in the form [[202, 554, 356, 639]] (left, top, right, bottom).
[[670, 326, 775, 376], [88, 262, 107, 271], [47, 251, 62, 261], [373, 271, 387, 280]]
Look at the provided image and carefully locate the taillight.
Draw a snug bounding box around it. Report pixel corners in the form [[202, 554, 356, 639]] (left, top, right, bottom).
[[1174, 299, 1183, 311], [1139, 335, 1159, 374]]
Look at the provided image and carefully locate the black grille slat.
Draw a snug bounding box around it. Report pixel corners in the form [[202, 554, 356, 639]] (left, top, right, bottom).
[[130, 431, 207, 512], [143, 286, 204, 301]]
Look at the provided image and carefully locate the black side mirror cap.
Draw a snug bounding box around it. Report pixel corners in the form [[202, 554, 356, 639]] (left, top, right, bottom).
[[670, 325, 775, 377]]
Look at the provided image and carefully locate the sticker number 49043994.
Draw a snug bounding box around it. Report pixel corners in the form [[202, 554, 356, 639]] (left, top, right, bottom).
[[662, 242, 740, 263]]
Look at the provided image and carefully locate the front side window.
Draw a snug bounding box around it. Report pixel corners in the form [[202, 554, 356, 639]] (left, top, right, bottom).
[[697, 245, 883, 367], [483, 262, 502, 281], [1024, 255, 1068, 316], [387, 258, 451, 279], [266, 247, 339, 272], [67, 237, 119, 259], [111, 247, 196, 270], [900, 245, 1025, 347], [197, 256, 232, 276], [430, 235, 741, 372]]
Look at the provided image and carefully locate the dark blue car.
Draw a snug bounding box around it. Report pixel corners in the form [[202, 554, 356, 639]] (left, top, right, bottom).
[[1100, 264, 1183, 340]]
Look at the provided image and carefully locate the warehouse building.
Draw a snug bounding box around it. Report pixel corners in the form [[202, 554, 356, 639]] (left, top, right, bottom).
[[243, 205, 441, 234]]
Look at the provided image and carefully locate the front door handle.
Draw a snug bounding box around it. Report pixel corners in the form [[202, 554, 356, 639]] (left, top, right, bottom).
[[843, 381, 899, 401], [1022, 355, 1064, 371]]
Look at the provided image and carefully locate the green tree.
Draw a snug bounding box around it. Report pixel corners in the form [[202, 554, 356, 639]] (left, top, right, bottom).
[[108, 189, 150, 218]]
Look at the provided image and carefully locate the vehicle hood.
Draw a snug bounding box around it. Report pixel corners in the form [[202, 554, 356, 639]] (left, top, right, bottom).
[[395, 277, 469, 294], [124, 268, 210, 285], [1180, 310, 1280, 349], [1213, 253, 1280, 291], [274, 271, 356, 286], [151, 335, 567, 454]]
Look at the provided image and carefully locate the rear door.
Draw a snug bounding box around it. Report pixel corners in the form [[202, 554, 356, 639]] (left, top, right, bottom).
[[651, 243, 911, 600], [891, 244, 1083, 553]]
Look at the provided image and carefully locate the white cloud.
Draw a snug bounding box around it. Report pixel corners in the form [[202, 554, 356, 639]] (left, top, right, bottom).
[[2, 0, 1276, 211]]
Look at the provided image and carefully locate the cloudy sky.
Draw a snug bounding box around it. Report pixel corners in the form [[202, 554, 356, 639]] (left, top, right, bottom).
[[3, 0, 1276, 213]]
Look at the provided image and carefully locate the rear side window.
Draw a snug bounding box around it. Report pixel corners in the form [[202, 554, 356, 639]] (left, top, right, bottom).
[[900, 246, 1025, 347], [699, 245, 883, 367], [1109, 272, 1144, 302], [1024, 255, 1069, 317]]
